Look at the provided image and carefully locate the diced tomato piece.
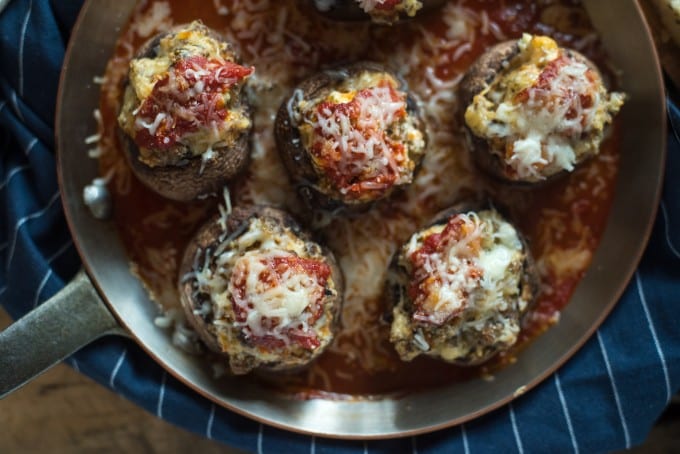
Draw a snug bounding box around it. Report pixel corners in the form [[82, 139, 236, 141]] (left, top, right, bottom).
[[134, 56, 253, 150]]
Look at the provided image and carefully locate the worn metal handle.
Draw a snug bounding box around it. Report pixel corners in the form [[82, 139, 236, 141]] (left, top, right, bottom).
[[0, 270, 125, 397]]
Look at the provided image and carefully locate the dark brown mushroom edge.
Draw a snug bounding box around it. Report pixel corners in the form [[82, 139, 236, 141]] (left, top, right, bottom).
[[117, 21, 253, 201], [308, 0, 446, 25], [275, 62, 427, 211], [458, 33, 625, 185], [178, 205, 344, 375], [386, 205, 536, 365]]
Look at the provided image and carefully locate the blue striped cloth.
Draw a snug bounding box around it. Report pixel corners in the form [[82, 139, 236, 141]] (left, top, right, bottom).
[[1, 1, 679, 452]]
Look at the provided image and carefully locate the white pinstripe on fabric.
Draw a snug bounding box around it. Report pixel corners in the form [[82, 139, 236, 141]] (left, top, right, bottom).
[[461, 423, 470, 454], [411, 436, 418, 454], [0, 165, 30, 190], [206, 403, 216, 439], [5, 190, 61, 268], [636, 271, 672, 402], [596, 331, 631, 448], [109, 348, 128, 389], [363, 441, 369, 454], [509, 403, 524, 454], [554, 373, 579, 454], [23, 137, 38, 156], [157, 371, 167, 418], [18, 0, 33, 97], [660, 202, 680, 260], [310, 435, 316, 454], [11, 91, 25, 122], [32, 268, 52, 308], [71, 358, 80, 373], [669, 104, 680, 143], [257, 423, 264, 454], [27, 239, 74, 309], [47, 239, 74, 263]]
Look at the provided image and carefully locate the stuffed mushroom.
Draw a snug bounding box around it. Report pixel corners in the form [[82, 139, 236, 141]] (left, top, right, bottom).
[[118, 21, 253, 201], [459, 34, 625, 184], [309, 0, 445, 24], [387, 206, 536, 365], [179, 205, 344, 375], [275, 62, 427, 211]]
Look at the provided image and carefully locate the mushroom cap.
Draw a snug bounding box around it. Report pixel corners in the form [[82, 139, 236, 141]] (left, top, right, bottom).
[[458, 40, 605, 185], [274, 61, 428, 211], [118, 23, 252, 201], [386, 202, 537, 365], [178, 205, 345, 374]]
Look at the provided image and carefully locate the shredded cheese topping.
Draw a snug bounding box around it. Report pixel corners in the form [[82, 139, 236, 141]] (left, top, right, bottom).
[[118, 21, 253, 168], [190, 216, 333, 354], [393, 210, 528, 361], [357, 0, 399, 12], [229, 250, 329, 349], [464, 34, 625, 181], [405, 214, 484, 324], [297, 71, 425, 201]]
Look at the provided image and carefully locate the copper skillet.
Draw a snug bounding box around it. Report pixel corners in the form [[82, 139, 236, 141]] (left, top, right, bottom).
[[0, 0, 667, 439]]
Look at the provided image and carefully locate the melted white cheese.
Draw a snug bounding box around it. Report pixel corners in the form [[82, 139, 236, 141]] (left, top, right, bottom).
[[404, 214, 484, 324], [306, 85, 406, 183], [228, 250, 322, 339], [357, 0, 394, 12], [405, 211, 525, 332], [119, 21, 252, 165], [298, 72, 424, 196], [192, 217, 327, 348], [465, 34, 625, 181]]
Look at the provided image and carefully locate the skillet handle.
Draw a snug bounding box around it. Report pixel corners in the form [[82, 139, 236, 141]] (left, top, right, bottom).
[[0, 270, 125, 398]]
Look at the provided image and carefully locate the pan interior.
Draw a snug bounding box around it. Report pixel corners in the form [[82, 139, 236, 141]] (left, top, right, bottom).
[[56, 0, 665, 438]]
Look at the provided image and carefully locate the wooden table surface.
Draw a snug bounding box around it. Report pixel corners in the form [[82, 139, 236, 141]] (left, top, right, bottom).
[[0, 308, 242, 454]]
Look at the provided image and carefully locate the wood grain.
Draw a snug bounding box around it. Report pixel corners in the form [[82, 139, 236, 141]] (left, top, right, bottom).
[[0, 308, 244, 454]]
